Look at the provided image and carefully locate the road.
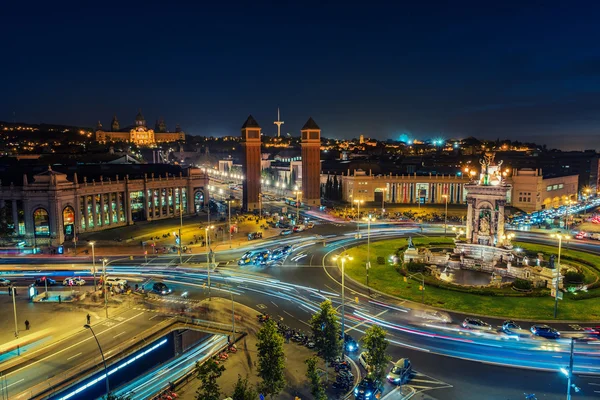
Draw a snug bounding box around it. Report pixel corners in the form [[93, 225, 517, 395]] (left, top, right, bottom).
[[1, 218, 600, 399]]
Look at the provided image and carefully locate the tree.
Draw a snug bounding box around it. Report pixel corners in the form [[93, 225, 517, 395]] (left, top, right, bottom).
[[305, 356, 327, 400], [195, 358, 225, 400], [103, 394, 131, 400], [360, 325, 391, 382], [256, 319, 286, 398], [231, 375, 259, 400], [0, 206, 13, 238], [310, 299, 342, 362]]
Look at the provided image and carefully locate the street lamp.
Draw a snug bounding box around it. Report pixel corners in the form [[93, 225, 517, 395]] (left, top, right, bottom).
[[293, 188, 302, 225], [560, 338, 577, 400], [332, 253, 353, 354], [353, 199, 363, 238], [224, 197, 234, 249], [442, 194, 449, 234], [179, 188, 183, 264], [84, 324, 110, 397], [102, 258, 108, 318], [551, 233, 570, 318], [12, 286, 18, 338], [204, 225, 215, 300], [90, 241, 97, 289], [377, 187, 387, 218], [364, 214, 375, 290]]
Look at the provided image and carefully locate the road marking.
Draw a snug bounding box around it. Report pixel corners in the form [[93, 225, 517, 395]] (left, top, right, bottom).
[[6, 311, 145, 377], [149, 314, 160, 320], [256, 304, 267, 310], [5, 378, 24, 388], [67, 352, 82, 361], [271, 301, 279, 308], [113, 331, 126, 338], [282, 310, 311, 327], [344, 310, 387, 334]]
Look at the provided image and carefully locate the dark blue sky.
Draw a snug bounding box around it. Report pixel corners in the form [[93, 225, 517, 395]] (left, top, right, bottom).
[[2, 1, 599, 150]]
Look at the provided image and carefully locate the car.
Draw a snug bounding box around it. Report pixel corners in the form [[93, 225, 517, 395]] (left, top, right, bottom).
[[343, 333, 359, 352], [590, 233, 600, 241], [281, 245, 293, 254], [253, 251, 270, 265], [280, 229, 293, 236], [462, 317, 492, 331], [354, 377, 382, 400], [293, 225, 306, 232], [583, 326, 600, 336], [0, 278, 11, 286], [35, 277, 56, 286], [63, 277, 86, 286], [531, 324, 560, 338], [238, 251, 257, 265], [501, 320, 520, 334], [105, 277, 127, 286], [358, 351, 370, 371], [270, 249, 285, 261], [575, 232, 587, 240], [152, 282, 172, 295], [307, 222, 315, 229], [247, 232, 263, 241], [387, 358, 412, 384]]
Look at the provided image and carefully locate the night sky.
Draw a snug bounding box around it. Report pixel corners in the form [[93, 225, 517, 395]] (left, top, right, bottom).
[[2, 1, 599, 150]]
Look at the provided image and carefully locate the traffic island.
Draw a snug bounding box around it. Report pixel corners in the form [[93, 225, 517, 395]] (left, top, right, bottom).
[[341, 237, 600, 320]]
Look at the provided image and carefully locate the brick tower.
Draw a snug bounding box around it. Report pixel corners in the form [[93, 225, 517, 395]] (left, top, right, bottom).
[[241, 115, 262, 211], [301, 117, 321, 207]]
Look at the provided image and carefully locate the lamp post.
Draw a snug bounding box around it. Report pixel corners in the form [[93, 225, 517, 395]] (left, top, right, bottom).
[[406, 272, 425, 303], [90, 241, 97, 289], [225, 198, 234, 249], [332, 253, 353, 354], [84, 324, 110, 397], [205, 225, 215, 300], [442, 194, 449, 234], [377, 187, 387, 218], [364, 214, 375, 289], [293, 188, 302, 225], [353, 199, 363, 238], [102, 258, 108, 319], [551, 233, 569, 318], [179, 188, 183, 264], [12, 286, 18, 338]]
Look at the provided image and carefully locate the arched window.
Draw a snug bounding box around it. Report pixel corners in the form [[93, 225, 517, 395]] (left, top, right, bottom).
[[194, 191, 204, 213], [63, 206, 75, 239], [33, 208, 50, 237]]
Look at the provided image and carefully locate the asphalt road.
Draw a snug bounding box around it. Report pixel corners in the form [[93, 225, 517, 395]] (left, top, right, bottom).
[[1, 308, 173, 399], [1, 219, 600, 399]]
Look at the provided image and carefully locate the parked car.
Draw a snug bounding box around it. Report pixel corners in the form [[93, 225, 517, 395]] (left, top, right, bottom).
[[575, 232, 587, 240], [354, 377, 382, 400], [387, 358, 412, 384], [152, 282, 172, 295], [358, 351, 370, 371], [63, 277, 86, 286], [0, 278, 11, 286], [531, 324, 560, 338], [247, 232, 263, 241], [105, 277, 127, 286], [462, 317, 492, 331], [35, 277, 56, 286], [280, 229, 293, 236]]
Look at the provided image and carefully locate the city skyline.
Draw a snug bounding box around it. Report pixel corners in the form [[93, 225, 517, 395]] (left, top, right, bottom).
[[2, 2, 600, 150]]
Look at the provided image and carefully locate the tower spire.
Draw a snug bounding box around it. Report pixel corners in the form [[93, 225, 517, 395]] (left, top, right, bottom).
[[274, 107, 284, 138]]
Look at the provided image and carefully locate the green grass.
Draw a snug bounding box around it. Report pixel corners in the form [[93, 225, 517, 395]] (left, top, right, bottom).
[[342, 238, 600, 320]]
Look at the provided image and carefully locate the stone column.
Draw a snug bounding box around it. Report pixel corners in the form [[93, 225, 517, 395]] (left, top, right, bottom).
[[152, 189, 157, 218], [92, 195, 98, 229], [12, 200, 18, 234], [497, 201, 505, 245], [115, 192, 121, 223], [108, 193, 114, 225], [83, 195, 89, 230], [159, 189, 164, 218], [466, 198, 474, 241], [125, 190, 133, 226], [100, 193, 106, 227]]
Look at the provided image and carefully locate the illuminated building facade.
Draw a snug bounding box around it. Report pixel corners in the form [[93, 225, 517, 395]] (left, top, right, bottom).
[[241, 115, 262, 211], [95, 111, 185, 145], [0, 165, 208, 247], [301, 117, 321, 206]]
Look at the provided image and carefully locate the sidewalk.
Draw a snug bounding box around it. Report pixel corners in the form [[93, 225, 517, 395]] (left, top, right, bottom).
[[60, 215, 281, 257], [0, 291, 133, 369]]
